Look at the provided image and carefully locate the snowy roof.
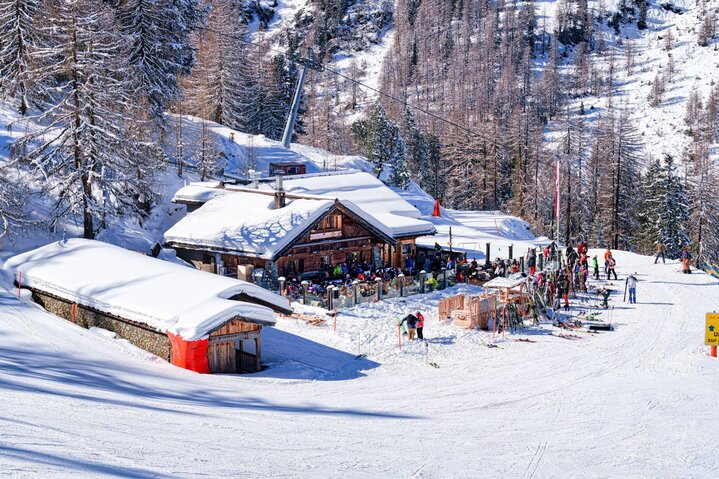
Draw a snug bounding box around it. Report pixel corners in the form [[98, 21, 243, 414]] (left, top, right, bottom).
[[171, 171, 437, 238], [172, 182, 228, 204], [483, 275, 527, 290], [163, 191, 395, 259], [5, 239, 292, 340], [264, 171, 436, 238]]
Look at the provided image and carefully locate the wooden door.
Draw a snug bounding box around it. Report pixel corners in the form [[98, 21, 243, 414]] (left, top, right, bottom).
[[207, 341, 236, 373]]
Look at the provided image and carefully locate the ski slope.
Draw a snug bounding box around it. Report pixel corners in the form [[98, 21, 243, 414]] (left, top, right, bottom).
[[1, 251, 718, 477]]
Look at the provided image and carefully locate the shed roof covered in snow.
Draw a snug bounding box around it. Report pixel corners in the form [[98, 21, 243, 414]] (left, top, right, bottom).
[[171, 171, 436, 238], [5, 239, 292, 340], [163, 191, 396, 259]]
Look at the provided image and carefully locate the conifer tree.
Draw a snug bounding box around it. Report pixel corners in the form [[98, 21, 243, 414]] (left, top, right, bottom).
[[112, 0, 206, 123], [185, 0, 256, 132], [12, 0, 161, 239], [656, 154, 690, 258], [0, 0, 41, 114]]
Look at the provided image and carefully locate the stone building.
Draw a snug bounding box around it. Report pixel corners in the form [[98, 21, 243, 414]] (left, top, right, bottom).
[[7, 239, 292, 373]]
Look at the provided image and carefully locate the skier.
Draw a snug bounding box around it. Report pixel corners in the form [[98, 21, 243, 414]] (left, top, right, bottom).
[[607, 256, 618, 280], [527, 248, 537, 276], [654, 242, 666, 264], [604, 248, 613, 275], [416, 311, 425, 340], [400, 314, 419, 340], [626, 273, 638, 304], [681, 248, 692, 274], [592, 256, 600, 280]]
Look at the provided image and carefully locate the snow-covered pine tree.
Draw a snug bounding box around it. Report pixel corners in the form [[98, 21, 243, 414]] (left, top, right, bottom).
[[0, 0, 41, 114], [648, 73, 665, 108], [685, 87, 703, 132], [0, 166, 27, 237], [386, 127, 409, 189], [697, 10, 717, 47], [655, 154, 690, 258], [424, 134, 446, 202], [350, 103, 407, 186], [637, 0, 648, 30], [12, 0, 160, 239], [111, 0, 206, 124], [194, 120, 222, 181], [686, 129, 719, 264], [637, 157, 663, 253], [442, 126, 482, 211], [401, 108, 427, 184], [704, 84, 719, 143], [184, 0, 257, 133], [254, 54, 300, 141], [350, 103, 387, 177], [594, 108, 643, 250], [554, 107, 591, 245], [610, 109, 644, 250]]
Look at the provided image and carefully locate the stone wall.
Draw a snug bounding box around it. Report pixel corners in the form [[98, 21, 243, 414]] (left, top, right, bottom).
[[32, 291, 171, 361]]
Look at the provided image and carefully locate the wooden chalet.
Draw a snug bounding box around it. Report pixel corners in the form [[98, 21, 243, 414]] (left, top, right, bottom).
[[7, 239, 292, 374], [165, 171, 436, 282]]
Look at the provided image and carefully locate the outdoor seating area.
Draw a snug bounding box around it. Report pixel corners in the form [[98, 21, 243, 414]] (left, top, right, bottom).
[[282, 266, 458, 310], [438, 293, 498, 330]]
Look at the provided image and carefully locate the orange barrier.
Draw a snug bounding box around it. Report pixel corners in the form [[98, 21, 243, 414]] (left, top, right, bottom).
[[168, 332, 210, 373]]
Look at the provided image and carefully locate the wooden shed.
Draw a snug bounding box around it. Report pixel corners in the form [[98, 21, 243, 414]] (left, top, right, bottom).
[[7, 239, 293, 374]]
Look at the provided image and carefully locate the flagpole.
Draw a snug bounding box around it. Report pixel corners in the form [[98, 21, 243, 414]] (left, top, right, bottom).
[[555, 157, 560, 247]]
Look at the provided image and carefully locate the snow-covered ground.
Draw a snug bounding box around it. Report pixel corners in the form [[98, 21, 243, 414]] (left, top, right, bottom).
[[2, 251, 718, 476]]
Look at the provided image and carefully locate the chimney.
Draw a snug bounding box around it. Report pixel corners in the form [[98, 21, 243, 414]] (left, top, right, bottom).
[[274, 174, 286, 208]]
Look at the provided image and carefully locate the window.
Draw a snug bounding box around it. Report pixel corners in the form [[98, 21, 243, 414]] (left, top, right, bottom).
[[402, 242, 414, 255], [318, 214, 342, 231]]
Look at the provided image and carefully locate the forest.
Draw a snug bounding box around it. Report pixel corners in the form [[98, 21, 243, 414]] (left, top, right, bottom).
[[0, 0, 717, 263]]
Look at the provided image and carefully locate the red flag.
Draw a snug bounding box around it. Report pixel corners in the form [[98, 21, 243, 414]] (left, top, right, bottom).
[[432, 199, 441, 217]]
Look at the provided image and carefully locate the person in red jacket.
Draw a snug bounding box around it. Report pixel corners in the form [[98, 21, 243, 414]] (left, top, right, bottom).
[[416, 311, 425, 340]]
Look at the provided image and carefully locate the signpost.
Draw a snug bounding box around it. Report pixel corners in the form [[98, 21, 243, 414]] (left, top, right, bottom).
[[706, 312, 719, 357]]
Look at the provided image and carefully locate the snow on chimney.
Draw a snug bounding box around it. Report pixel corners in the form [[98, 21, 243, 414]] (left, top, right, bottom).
[[274, 174, 286, 208]]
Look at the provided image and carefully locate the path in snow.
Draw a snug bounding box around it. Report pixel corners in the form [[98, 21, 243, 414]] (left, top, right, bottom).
[[1, 251, 719, 477]]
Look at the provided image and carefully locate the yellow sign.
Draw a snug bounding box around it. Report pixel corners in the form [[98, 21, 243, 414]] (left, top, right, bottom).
[[706, 313, 719, 345]]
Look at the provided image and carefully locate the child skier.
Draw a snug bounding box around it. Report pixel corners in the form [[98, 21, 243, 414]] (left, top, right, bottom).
[[592, 256, 600, 280], [607, 257, 618, 281], [416, 311, 425, 340]]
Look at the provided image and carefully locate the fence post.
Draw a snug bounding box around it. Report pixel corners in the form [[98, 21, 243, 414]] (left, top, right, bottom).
[[441, 267, 447, 290], [17, 271, 22, 299], [420, 270, 426, 294], [508, 244, 514, 260], [353, 280, 359, 306], [519, 257, 525, 274], [301, 280, 308, 305], [398, 273, 405, 297], [376, 278, 383, 302], [485, 243, 491, 266], [538, 252, 544, 271], [278, 276, 286, 296], [326, 286, 334, 311]]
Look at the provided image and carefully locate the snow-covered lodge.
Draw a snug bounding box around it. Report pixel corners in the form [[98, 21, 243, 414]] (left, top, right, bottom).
[[7, 239, 292, 374], [164, 171, 437, 282]]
